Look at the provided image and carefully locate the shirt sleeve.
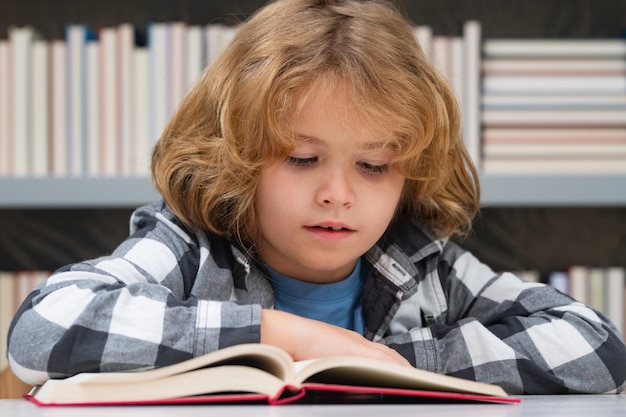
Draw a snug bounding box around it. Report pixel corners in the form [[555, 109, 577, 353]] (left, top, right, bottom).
[[7, 202, 262, 386], [383, 242, 626, 394]]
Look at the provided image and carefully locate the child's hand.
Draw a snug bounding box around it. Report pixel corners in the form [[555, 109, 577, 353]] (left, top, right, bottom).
[[260, 309, 410, 367]]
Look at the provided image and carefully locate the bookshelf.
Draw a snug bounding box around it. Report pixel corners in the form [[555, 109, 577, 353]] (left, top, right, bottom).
[[1, 0, 625, 399], [1, 175, 626, 208], [0, 0, 623, 270]]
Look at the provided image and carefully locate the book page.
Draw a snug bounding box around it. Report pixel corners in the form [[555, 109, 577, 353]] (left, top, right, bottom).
[[291, 356, 507, 397], [32, 365, 286, 403], [67, 343, 294, 385]]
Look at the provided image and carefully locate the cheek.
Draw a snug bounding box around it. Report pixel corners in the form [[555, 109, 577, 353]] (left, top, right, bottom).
[[256, 170, 302, 223], [379, 175, 405, 207]]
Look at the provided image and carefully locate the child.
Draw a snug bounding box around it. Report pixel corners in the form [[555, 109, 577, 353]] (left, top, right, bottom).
[[8, 0, 626, 394]]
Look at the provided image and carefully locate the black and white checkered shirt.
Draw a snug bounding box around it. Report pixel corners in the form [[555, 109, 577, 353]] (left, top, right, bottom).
[[8, 201, 626, 394]]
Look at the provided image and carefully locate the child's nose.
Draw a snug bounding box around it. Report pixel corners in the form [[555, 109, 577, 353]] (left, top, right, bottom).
[[315, 168, 355, 208]]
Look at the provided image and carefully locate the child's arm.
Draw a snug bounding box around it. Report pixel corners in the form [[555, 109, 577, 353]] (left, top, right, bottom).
[[260, 309, 410, 367], [6, 202, 263, 386], [379, 242, 626, 394]]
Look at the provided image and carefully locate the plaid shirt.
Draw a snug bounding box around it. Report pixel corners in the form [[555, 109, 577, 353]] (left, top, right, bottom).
[[8, 201, 626, 394]]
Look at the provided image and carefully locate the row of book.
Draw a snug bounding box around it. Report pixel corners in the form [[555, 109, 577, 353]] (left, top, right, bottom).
[[480, 39, 626, 174], [0, 22, 240, 178], [2, 21, 626, 178], [546, 266, 626, 338], [0, 20, 484, 178], [0, 270, 49, 371]]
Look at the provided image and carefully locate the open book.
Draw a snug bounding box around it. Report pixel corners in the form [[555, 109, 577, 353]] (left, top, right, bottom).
[[26, 343, 519, 406]]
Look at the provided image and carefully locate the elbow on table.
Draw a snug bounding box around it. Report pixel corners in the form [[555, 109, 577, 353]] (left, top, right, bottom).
[[7, 311, 59, 386]]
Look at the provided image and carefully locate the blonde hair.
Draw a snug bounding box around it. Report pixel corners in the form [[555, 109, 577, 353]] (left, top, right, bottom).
[[152, 0, 480, 248]]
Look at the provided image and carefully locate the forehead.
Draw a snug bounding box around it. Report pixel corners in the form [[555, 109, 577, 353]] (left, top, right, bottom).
[[290, 79, 393, 143]]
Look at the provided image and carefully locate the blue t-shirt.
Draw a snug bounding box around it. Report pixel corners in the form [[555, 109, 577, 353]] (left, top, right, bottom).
[[267, 258, 367, 334]]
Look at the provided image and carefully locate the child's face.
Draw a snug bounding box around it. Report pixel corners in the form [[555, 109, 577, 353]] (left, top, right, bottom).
[[255, 84, 405, 284]]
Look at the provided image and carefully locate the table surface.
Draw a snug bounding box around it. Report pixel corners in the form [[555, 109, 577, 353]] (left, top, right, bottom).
[[1, 395, 625, 417]]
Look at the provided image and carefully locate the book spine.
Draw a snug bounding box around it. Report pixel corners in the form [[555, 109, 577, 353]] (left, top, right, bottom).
[[186, 25, 205, 90], [483, 39, 626, 58], [0, 41, 11, 176], [118, 23, 135, 176], [86, 38, 100, 177], [66, 24, 87, 177], [133, 47, 150, 176], [9, 26, 34, 177], [99, 27, 119, 176], [31, 39, 49, 177], [462, 20, 481, 168], [148, 22, 170, 148], [544, 266, 626, 341], [50, 40, 67, 177]]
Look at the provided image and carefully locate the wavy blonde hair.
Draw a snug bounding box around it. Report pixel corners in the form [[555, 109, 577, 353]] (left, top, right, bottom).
[[152, 0, 480, 248]]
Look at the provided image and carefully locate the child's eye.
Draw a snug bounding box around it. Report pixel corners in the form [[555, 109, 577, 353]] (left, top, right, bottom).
[[358, 161, 388, 176], [287, 156, 317, 167]]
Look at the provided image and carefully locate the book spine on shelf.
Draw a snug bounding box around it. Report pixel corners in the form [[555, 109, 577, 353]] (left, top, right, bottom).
[[9, 26, 35, 177], [483, 39, 626, 58], [0, 270, 51, 371], [86, 37, 99, 177], [118, 23, 136, 177], [545, 266, 626, 340], [133, 47, 151, 177], [462, 20, 482, 168], [0, 40, 11, 177], [99, 27, 120, 176], [31, 39, 49, 177], [50, 40, 67, 177], [186, 25, 205, 91], [66, 23, 89, 177]]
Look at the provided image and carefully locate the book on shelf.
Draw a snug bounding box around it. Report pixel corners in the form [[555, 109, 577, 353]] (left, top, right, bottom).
[[133, 46, 151, 176], [25, 343, 517, 406], [31, 38, 49, 177], [482, 95, 626, 110], [9, 25, 37, 177], [483, 143, 626, 158], [482, 75, 626, 95], [185, 25, 205, 90], [413, 25, 433, 60], [0, 272, 15, 371], [482, 158, 626, 174], [66, 23, 93, 177], [548, 271, 569, 295], [482, 128, 626, 143], [482, 39, 626, 58], [546, 266, 626, 341], [482, 58, 626, 75], [99, 26, 121, 176], [204, 23, 239, 66], [118, 23, 136, 177], [86, 36, 99, 177], [606, 267, 625, 336], [50, 40, 67, 177], [462, 20, 482, 167], [0, 40, 10, 176], [147, 22, 169, 151], [481, 109, 626, 127], [0, 270, 49, 372]]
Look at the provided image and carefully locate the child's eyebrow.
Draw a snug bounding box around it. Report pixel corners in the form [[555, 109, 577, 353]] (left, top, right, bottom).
[[294, 135, 393, 152]]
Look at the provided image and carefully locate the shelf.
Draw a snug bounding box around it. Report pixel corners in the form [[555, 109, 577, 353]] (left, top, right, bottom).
[[0, 177, 160, 208], [0, 175, 625, 208], [479, 174, 626, 206]]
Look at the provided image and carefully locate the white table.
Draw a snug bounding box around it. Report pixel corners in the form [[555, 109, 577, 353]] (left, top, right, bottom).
[[1, 395, 625, 417]]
